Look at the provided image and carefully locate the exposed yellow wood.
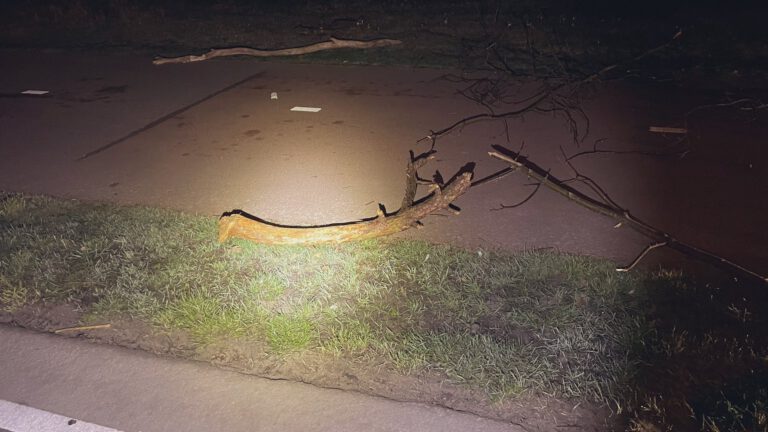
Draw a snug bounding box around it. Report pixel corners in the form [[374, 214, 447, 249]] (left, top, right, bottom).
[[218, 172, 471, 245]]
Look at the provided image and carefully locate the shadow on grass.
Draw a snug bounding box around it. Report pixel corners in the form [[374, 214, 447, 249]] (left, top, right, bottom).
[[626, 271, 768, 431]]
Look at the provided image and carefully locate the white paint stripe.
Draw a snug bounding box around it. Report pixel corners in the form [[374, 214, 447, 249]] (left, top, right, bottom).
[[20, 90, 49, 95], [0, 400, 122, 432], [290, 106, 322, 112]]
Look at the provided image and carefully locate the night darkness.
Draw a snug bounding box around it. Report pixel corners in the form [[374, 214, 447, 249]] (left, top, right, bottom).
[[0, 1, 767, 431]]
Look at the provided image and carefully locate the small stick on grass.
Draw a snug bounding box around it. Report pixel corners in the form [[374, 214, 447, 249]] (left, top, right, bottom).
[[54, 324, 112, 334]]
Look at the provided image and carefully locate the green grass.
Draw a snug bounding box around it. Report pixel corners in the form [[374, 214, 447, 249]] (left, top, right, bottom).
[[1, 193, 766, 430], [266, 310, 315, 353]]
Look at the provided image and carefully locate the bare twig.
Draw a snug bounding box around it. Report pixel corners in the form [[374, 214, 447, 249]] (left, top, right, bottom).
[[566, 145, 691, 161], [558, 146, 623, 209], [490, 182, 543, 211], [54, 324, 111, 334], [565, 135, 691, 163], [617, 242, 668, 272], [488, 148, 767, 283], [419, 89, 552, 143], [578, 30, 683, 86], [424, 31, 683, 145], [471, 167, 516, 188], [686, 98, 767, 118]]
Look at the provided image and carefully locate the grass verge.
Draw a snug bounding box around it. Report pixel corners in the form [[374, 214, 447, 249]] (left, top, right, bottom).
[[1, 193, 766, 430]]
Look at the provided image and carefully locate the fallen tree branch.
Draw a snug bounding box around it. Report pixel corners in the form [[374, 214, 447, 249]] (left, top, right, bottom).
[[218, 159, 472, 245], [488, 148, 767, 284], [153, 37, 402, 65]]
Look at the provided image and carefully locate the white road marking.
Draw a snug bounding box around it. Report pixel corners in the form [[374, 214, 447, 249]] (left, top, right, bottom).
[[0, 400, 122, 432], [20, 90, 50, 95], [290, 106, 322, 112]]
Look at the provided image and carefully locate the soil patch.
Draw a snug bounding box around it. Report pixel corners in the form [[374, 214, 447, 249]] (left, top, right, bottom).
[[0, 307, 608, 430]]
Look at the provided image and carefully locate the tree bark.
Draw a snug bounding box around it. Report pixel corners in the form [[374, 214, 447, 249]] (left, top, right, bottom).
[[218, 170, 471, 245]]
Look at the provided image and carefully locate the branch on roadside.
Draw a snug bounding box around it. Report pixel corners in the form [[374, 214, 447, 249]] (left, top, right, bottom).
[[218, 152, 471, 245], [153, 37, 402, 65], [488, 146, 767, 284]]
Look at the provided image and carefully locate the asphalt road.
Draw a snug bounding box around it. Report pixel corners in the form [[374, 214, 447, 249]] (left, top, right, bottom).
[[1, 47, 766, 432], [2, 49, 766, 273], [0, 326, 523, 432]]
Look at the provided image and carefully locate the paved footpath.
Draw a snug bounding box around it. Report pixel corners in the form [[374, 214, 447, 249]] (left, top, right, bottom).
[[0, 326, 523, 432], [0, 400, 119, 432]]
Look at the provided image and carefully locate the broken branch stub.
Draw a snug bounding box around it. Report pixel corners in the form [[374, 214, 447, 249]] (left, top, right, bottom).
[[153, 37, 402, 65], [218, 171, 471, 245], [402, 151, 435, 209]]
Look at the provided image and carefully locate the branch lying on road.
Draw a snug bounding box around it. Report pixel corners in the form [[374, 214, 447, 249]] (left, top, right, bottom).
[[218, 154, 471, 245], [488, 147, 767, 284], [153, 37, 402, 65]]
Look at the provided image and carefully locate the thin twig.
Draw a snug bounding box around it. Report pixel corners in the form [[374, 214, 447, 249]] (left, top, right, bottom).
[[419, 89, 551, 143], [617, 242, 668, 272], [471, 167, 516, 188], [489, 148, 767, 283], [559, 146, 623, 209], [424, 31, 683, 144], [578, 30, 683, 86], [490, 182, 543, 211], [54, 324, 111, 334]]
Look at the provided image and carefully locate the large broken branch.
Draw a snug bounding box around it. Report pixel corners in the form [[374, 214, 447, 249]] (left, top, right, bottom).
[[489, 148, 768, 284], [218, 158, 471, 245], [154, 37, 402, 65]]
